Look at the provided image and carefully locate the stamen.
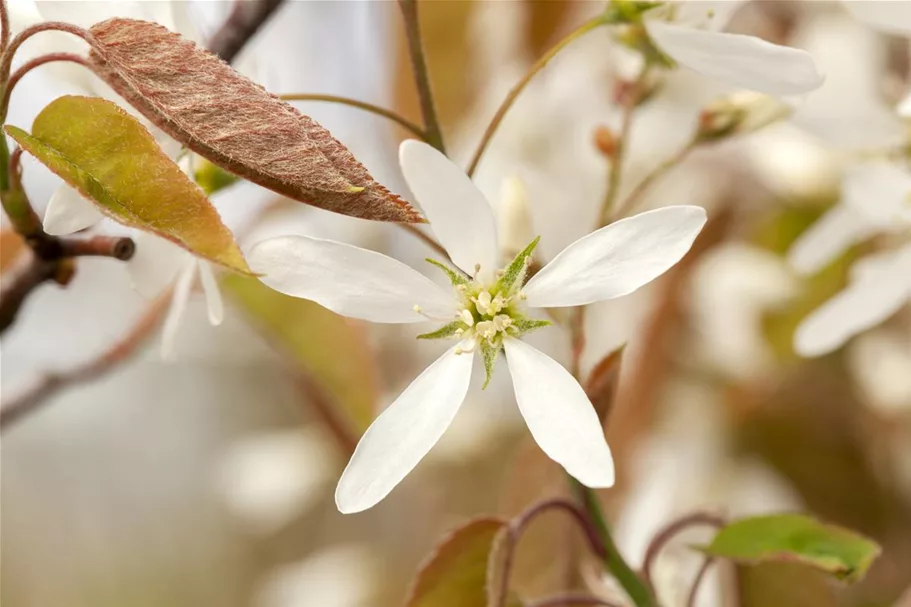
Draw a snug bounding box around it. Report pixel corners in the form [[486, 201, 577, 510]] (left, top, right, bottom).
[[413, 304, 455, 322]]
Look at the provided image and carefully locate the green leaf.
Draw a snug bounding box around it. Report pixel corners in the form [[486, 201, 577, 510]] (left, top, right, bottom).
[[418, 320, 465, 340], [223, 275, 380, 434], [480, 340, 500, 389], [6, 96, 249, 274], [426, 258, 470, 287], [194, 157, 240, 196], [405, 518, 509, 607], [497, 236, 539, 296], [701, 514, 881, 583], [507, 318, 551, 338]]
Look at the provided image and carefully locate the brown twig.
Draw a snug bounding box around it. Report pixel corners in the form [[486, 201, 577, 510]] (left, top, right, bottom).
[[401, 223, 448, 259], [2, 52, 90, 119], [58, 235, 136, 260], [0, 0, 10, 54], [0, 256, 58, 332], [492, 497, 608, 607], [281, 93, 428, 141], [0, 291, 171, 429], [527, 594, 625, 607], [686, 556, 716, 607], [206, 0, 285, 64], [611, 139, 699, 221], [397, 0, 445, 153], [641, 512, 726, 592]]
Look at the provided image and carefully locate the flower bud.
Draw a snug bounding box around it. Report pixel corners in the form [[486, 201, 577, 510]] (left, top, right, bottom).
[[593, 125, 618, 158], [698, 92, 792, 141], [497, 176, 535, 260]]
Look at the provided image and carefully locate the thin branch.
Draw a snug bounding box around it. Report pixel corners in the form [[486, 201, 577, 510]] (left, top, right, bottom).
[[2, 52, 90, 120], [598, 65, 652, 226], [610, 138, 698, 221], [0, 292, 171, 430], [0, 256, 57, 332], [467, 15, 605, 178], [397, 0, 445, 153], [528, 594, 625, 607], [493, 497, 608, 607], [641, 512, 726, 592], [207, 0, 285, 63], [686, 557, 716, 607], [59, 235, 136, 260], [401, 223, 448, 259], [280, 93, 428, 141]]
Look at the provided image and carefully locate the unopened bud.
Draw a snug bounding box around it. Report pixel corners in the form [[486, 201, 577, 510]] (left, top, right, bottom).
[[593, 125, 618, 158], [698, 92, 792, 141], [497, 175, 535, 260]]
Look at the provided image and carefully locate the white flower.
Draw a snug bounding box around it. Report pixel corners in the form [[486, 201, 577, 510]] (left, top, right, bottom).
[[248, 140, 707, 513], [42, 160, 225, 360], [643, 0, 825, 96], [795, 243, 911, 357], [788, 162, 911, 275], [841, 0, 911, 37]]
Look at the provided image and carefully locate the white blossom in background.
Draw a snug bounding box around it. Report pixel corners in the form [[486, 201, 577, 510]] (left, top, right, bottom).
[[642, 0, 825, 96], [848, 329, 911, 415], [256, 545, 376, 607], [249, 140, 707, 513], [789, 162, 911, 357], [841, 0, 911, 38], [217, 428, 335, 535], [41, 157, 228, 359]]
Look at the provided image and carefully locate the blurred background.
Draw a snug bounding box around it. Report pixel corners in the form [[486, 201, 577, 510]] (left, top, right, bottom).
[[1, 1, 910, 606]]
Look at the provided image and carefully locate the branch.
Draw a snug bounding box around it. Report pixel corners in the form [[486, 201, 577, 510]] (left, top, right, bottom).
[[492, 497, 608, 607], [0, 256, 58, 331], [206, 0, 285, 63], [397, 0, 445, 153], [467, 15, 605, 178], [641, 512, 726, 592], [280, 93, 428, 141], [0, 292, 170, 430]]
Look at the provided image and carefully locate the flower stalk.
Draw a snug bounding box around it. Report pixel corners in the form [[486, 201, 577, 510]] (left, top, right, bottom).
[[397, 0, 446, 153]]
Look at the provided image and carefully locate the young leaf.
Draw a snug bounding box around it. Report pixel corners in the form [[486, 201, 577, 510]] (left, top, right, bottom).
[[701, 514, 881, 583], [87, 18, 423, 224], [406, 518, 509, 607], [6, 96, 249, 274]]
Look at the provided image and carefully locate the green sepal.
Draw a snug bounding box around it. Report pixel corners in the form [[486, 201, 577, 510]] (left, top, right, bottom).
[[480, 340, 500, 389], [497, 236, 539, 296], [426, 258, 470, 287], [508, 318, 551, 338], [602, 0, 663, 25], [417, 320, 465, 340]]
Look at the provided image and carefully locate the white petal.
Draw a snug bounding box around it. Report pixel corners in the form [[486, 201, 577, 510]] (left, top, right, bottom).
[[645, 20, 825, 96], [523, 206, 706, 308], [198, 260, 224, 326], [127, 232, 189, 298], [248, 236, 455, 324], [898, 90, 911, 120], [399, 140, 499, 278], [503, 338, 614, 488], [787, 204, 877, 275], [160, 259, 197, 360], [795, 245, 911, 357], [335, 343, 474, 513], [842, 1, 911, 37], [43, 185, 104, 236], [841, 162, 911, 228]]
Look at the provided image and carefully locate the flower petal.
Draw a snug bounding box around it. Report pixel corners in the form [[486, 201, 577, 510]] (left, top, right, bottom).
[[898, 90, 911, 119], [523, 206, 706, 308], [841, 162, 911, 228], [399, 140, 498, 278], [127, 232, 189, 298], [161, 259, 197, 360], [842, 1, 911, 37], [795, 245, 911, 357], [335, 343, 474, 513], [503, 337, 614, 488], [787, 204, 877, 275], [645, 20, 825, 96], [198, 260, 224, 326], [248, 235, 455, 323], [43, 184, 104, 236]]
